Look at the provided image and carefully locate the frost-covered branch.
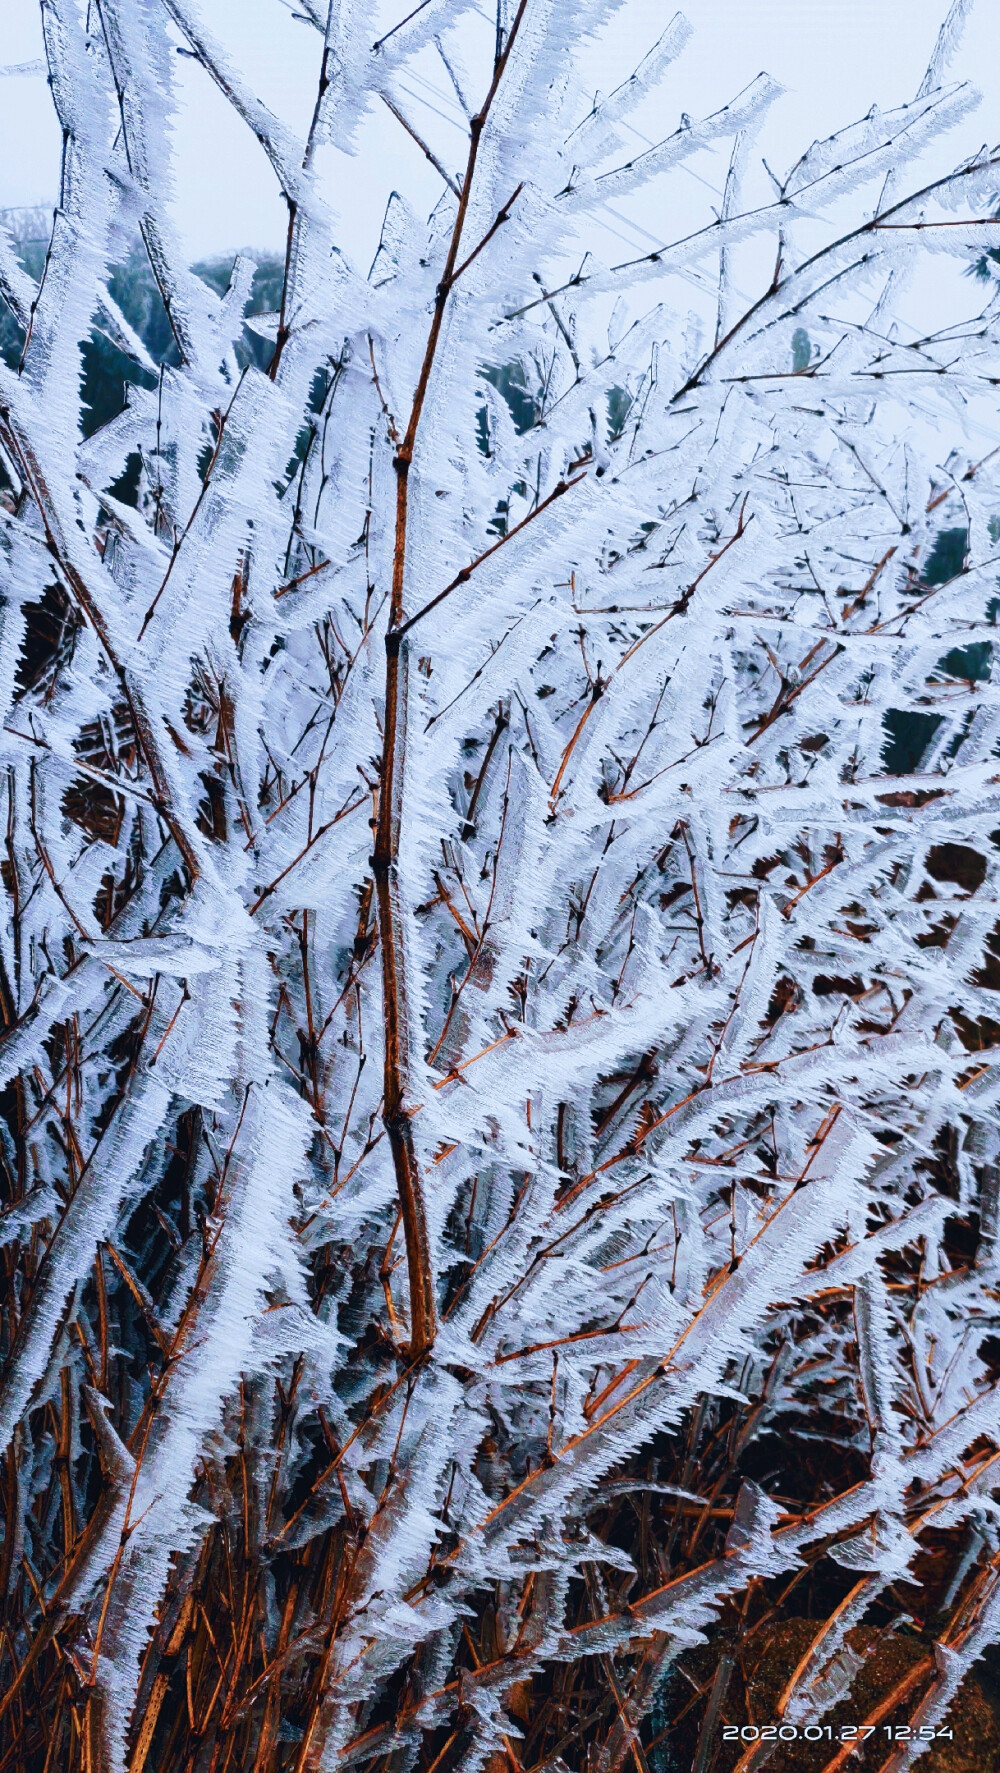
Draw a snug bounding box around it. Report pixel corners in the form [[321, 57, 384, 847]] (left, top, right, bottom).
[[3, 2, 1000, 1770]]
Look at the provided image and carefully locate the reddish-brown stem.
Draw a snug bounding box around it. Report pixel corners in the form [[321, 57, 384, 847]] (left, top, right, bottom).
[[373, 0, 531, 1361]]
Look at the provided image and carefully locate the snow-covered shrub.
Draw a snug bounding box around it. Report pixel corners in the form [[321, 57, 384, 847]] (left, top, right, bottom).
[[3, 2, 1000, 1768]]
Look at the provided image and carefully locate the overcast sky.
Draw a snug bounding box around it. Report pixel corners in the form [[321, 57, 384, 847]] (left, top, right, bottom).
[[0, 1, 998, 299]]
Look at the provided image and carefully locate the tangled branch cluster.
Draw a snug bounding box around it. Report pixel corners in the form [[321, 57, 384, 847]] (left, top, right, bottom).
[[4, 1, 1000, 1768]]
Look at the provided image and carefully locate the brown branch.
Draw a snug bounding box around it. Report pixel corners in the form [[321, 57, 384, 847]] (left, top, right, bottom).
[[138, 371, 249, 639], [667, 153, 1000, 405], [397, 471, 584, 640], [0, 409, 202, 881], [249, 791, 367, 915], [745, 639, 840, 747], [372, 0, 435, 52], [549, 499, 752, 812], [379, 92, 461, 197], [374, 0, 531, 1362]]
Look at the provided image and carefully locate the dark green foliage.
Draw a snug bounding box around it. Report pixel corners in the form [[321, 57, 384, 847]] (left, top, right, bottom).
[[882, 709, 944, 775], [922, 526, 967, 587], [482, 360, 540, 434], [80, 333, 157, 438], [936, 640, 992, 682], [0, 211, 47, 371], [0, 214, 285, 443], [881, 528, 976, 773], [791, 326, 811, 372], [194, 251, 287, 373], [972, 209, 1000, 284], [608, 382, 633, 438], [109, 247, 179, 364]]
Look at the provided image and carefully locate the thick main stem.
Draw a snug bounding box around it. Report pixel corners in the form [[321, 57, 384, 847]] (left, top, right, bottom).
[[373, 631, 438, 1359], [373, 2, 530, 1360]]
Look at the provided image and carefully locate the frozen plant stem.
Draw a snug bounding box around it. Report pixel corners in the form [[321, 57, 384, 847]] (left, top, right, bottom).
[[376, 1, 530, 1359], [3, 0, 1000, 1768]]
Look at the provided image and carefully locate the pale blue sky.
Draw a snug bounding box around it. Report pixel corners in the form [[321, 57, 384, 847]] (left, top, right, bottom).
[[0, 0, 997, 279]]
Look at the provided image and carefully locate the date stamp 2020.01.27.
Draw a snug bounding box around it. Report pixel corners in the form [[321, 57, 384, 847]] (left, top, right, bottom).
[[722, 1725, 954, 1746]]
